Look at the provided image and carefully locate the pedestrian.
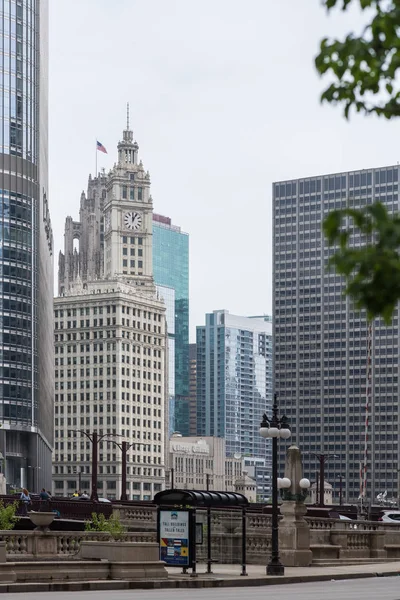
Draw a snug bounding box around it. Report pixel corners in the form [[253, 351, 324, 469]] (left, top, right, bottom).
[[20, 488, 31, 515], [39, 488, 50, 512]]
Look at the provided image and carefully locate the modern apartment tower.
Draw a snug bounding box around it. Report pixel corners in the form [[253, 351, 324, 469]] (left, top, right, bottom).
[[273, 166, 400, 503], [53, 120, 168, 500], [0, 0, 54, 491], [196, 311, 273, 469], [152, 214, 189, 435], [188, 343, 197, 436]]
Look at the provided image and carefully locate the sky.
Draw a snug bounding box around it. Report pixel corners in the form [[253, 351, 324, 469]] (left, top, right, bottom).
[[49, 1, 400, 342]]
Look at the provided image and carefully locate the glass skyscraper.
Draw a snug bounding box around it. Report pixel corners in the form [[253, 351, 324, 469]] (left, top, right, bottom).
[[274, 165, 400, 504], [153, 214, 189, 434], [196, 310, 273, 468], [0, 0, 54, 491]]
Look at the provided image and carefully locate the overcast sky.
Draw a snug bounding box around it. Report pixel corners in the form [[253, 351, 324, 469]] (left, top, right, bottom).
[[49, 1, 400, 341]]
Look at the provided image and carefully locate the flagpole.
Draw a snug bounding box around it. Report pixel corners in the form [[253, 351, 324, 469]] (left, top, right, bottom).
[[95, 139, 97, 177]]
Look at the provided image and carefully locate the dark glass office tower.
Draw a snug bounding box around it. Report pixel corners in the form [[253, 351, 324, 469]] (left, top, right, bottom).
[[0, 0, 53, 491], [274, 166, 400, 504]]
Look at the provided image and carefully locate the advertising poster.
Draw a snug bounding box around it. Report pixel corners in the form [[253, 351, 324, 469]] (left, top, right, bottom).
[[159, 509, 190, 566]]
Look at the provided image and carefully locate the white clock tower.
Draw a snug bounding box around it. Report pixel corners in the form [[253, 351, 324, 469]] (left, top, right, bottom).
[[103, 108, 154, 290]]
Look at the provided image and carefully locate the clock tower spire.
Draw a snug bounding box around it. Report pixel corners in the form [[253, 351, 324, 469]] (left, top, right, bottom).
[[117, 102, 139, 167], [103, 109, 154, 289]]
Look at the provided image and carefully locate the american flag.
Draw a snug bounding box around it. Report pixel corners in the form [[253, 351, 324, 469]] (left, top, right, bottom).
[[97, 140, 107, 154]]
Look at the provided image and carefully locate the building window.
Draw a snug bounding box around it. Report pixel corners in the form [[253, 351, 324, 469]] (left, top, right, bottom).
[[122, 186, 127, 199], [138, 187, 143, 201], [130, 188, 134, 200]]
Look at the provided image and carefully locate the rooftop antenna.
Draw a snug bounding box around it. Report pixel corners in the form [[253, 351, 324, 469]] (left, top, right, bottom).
[[127, 102, 130, 130]]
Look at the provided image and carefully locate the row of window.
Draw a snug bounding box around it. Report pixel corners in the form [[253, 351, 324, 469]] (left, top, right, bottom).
[[55, 305, 160, 320], [55, 332, 164, 346]]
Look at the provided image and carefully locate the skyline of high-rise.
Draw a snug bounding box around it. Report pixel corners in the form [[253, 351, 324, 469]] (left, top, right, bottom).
[[0, 0, 54, 491], [273, 165, 400, 504]]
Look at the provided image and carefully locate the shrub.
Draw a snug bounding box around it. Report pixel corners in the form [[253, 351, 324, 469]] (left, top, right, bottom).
[[0, 501, 20, 530], [85, 512, 125, 539]]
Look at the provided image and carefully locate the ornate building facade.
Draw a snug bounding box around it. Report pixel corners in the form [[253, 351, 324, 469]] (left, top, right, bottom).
[[53, 116, 169, 500]]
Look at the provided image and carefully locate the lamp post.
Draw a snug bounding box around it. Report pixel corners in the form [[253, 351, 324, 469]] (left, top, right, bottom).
[[338, 474, 344, 506], [259, 393, 291, 576], [312, 453, 339, 507], [78, 430, 120, 501], [107, 440, 147, 501]]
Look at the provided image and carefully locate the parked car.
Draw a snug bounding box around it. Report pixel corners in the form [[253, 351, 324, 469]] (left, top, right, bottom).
[[71, 495, 111, 503], [379, 511, 400, 523]]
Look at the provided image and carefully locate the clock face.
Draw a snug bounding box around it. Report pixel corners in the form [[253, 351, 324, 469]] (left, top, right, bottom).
[[124, 211, 142, 230]]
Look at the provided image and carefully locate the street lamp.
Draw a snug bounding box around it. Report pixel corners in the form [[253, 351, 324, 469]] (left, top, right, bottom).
[[106, 440, 147, 501], [259, 393, 291, 576], [312, 454, 339, 507], [78, 430, 120, 501], [337, 474, 344, 506]]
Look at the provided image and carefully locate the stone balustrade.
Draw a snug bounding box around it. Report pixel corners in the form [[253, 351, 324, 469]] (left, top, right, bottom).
[[113, 505, 157, 531], [0, 508, 398, 565], [0, 530, 156, 560]]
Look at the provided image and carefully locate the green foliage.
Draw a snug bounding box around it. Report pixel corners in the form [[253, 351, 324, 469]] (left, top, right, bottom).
[[315, 0, 400, 119], [323, 202, 400, 322], [0, 501, 20, 530], [85, 512, 126, 539]]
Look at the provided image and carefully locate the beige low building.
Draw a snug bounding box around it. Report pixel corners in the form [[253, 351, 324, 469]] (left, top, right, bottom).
[[309, 480, 333, 505], [168, 435, 255, 500]]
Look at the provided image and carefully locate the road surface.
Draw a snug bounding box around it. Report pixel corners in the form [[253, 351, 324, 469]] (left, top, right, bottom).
[[3, 577, 400, 600]]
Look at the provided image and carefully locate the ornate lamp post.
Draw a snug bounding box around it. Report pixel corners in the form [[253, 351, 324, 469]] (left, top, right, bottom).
[[259, 393, 291, 576]]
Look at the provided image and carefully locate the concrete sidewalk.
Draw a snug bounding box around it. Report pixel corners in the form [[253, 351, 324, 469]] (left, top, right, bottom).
[[167, 560, 400, 583], [0, 561, 399, 594], [163, 560, 400, 589]]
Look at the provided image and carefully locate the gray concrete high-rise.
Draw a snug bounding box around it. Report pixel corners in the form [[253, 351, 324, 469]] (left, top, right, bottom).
[[0, 0, 54, 491], [273, 166, 400, 504]]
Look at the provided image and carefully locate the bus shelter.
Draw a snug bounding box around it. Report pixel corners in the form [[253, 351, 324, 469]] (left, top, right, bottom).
[[154, 489, 249, 576]]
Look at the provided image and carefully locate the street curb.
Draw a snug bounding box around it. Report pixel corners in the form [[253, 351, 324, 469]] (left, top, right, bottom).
[[0, 570, 398, 593]]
